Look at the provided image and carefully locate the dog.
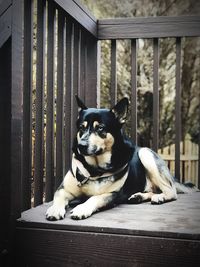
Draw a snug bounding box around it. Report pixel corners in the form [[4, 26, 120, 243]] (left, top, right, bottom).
[[46, 96, 195, 220]]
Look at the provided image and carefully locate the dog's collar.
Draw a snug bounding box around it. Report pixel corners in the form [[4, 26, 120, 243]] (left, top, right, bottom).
[[71, 155, 129, 186]]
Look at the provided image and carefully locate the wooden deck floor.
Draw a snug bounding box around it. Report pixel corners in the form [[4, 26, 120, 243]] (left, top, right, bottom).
[[16, 193, 200, 267]]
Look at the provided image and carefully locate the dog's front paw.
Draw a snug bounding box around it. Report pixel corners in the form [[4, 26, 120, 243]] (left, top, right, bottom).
[[151, 194, 165, 205], [70, 204, 93, 220], [46, 205, 66, 221]]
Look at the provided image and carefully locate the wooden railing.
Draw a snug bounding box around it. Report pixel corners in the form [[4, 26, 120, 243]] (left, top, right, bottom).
[[97, 16, 200, 183], [21, 1, 200, 211], [22, 0, 99, 210]]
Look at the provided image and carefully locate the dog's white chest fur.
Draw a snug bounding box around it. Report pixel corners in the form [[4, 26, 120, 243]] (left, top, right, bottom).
[[71, 154, 128, 196], [80, 175, 126, 196]]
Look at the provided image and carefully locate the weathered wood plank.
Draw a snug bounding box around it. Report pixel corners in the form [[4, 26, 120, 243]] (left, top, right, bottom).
[[70, 23, 79, 147], [175, 37, 181, 181], [84, 33, 99, 107], [34, 0, 46, 206], [152, 38, 159, 152], [64, 18, 73, 172], [0, 38, 11, 267], [17, 193, 200, 240], [54, 0, 97, 37], [0, 0, 12, 16], [22, 0, 33, 210], [55, 9, 65, 188], [110, 39, 117, 106], [0, 6, 11, 48], [45, 0, 56, 201], [131, 39, 137, 144], [10, 0, 23, 219], [16, 226, 200, 267], [98, 16, 200, 39]]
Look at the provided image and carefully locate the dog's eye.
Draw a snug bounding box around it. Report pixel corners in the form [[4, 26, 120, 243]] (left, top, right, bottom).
[[97, 125, 105, 133]]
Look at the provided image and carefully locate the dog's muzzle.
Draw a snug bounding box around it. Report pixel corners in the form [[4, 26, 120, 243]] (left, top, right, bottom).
[[78, 142, 102, 156]]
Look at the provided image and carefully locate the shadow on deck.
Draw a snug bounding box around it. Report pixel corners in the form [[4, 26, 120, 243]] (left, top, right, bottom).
[[16, 193, 200, 267]]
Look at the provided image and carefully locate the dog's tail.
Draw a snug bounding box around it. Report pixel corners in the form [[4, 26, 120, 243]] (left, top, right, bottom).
[[175, 181, 199, 194]]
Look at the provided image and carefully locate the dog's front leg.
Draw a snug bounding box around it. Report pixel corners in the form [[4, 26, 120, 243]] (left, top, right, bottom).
[[46, 170, 79, 221], [70, 192, 117, 220]]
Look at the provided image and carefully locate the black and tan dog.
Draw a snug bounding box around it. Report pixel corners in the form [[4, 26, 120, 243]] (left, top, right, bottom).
[[46, 96, 194, 220]]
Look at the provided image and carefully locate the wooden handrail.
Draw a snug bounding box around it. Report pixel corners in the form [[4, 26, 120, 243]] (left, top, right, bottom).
[[54, 0, 97, 37], [98, 16, 200, 39]]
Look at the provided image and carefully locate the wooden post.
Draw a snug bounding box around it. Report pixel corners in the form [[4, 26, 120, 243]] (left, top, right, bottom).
[[10, 0, 23, 223], [9, 0, 23, 264]]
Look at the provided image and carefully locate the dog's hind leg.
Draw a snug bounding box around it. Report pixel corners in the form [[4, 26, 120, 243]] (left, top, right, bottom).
[[138, 148, 177, 204]]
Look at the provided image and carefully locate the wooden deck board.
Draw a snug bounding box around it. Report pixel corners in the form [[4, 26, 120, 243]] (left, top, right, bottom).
[[16, 193, 200, 266], [17, 192, 200, 240]]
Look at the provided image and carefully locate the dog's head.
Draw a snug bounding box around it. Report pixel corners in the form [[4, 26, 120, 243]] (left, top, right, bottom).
[[75, 96, 129, 156]]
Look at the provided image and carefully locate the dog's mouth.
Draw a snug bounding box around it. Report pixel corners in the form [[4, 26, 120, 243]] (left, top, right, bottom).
[[78, 144, 103, 156]]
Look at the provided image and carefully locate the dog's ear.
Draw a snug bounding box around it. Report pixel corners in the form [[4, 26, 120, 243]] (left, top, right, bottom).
[[111, 97, 129, 124], [75, 95, 87, 111]]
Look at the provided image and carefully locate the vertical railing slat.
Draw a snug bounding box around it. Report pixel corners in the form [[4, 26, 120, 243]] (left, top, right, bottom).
[[131, 39, 137, 144], [175, 37, 182, 181], [64, 18, 73, 173], [111, 39, 117, 106], [22, 0, 33, 210], [45, 0, 55, 201], [77, 28, 82, 97], [80, 28, 86, 101], [55, 9, 65, 188], [198, 79, 200, 189], [71, 23, 79, 144], [153, 38, 159, 152], [34, 0, 46, 206], [85, 33, 99, 107]]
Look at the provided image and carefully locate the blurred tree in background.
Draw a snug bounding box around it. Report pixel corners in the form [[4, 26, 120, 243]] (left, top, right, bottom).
[[81, 0, 200, 148]]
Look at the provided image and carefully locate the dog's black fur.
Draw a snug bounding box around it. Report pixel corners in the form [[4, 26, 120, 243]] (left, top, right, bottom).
[[46, 96, 193, 220]]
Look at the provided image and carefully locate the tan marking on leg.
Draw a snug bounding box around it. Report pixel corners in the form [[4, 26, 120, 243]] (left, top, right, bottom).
[[46, 171, 82, 220], [138, 148, 177, 204], [63, 170, 82, 198]]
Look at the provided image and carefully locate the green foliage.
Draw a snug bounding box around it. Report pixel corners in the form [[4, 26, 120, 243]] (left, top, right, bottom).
[[81, 0, 200, 147]]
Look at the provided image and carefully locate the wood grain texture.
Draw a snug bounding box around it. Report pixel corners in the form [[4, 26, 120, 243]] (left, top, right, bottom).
[[84, 33, 99, 107], [16, 226, 200, 267], [111, 39, 117, 106], [98, 16, 200, 39], [152, 38, 159, 152], [64, 18, 73, 172], [0, 6, 11, 48], [34, 0, 46, 206], [0, 0, 12, 16], [16, 193, 200, 266], [17, 193, 200, 240], [10, 0, 23, 219], [131, 39, 137, 144], [55, 9, 65, 188], [45, 0, 56, 202], [0, 38, 11, 267], [22, 0, 33, 210], [175, 37, 181, 181]]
